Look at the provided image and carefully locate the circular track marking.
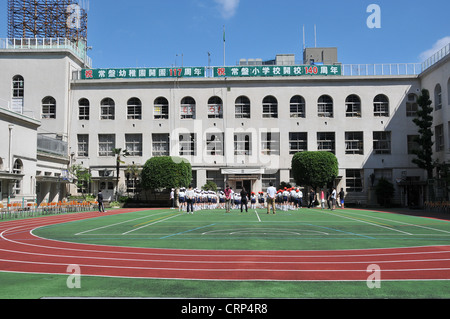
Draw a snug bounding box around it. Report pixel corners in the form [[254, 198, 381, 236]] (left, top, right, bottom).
[[1, 209, 450, 281]]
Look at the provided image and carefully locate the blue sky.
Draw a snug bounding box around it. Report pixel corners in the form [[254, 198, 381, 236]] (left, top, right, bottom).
[[1, 0, 449, 68]]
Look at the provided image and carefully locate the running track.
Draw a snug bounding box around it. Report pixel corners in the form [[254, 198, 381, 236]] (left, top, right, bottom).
[[1, 209, 450, 281]]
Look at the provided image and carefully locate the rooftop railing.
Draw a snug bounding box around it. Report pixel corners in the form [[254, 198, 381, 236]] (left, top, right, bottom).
[[0, 38, 92, 68], [422, 42, 450, 72], [341, 63, 422, 76]]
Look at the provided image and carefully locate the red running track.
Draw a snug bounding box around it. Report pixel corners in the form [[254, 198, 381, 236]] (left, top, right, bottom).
[[1, 209, 450, 281]]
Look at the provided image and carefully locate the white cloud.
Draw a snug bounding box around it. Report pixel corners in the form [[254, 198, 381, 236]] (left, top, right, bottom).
[[419, 36, 450, 61], [215, 0, 240, 19]]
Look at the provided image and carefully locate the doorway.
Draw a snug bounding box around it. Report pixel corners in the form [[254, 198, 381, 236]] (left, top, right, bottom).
[[236, 180, 252, 193]]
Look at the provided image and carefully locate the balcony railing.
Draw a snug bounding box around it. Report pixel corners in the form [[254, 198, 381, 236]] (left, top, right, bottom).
[[0, 38, 92, 68], [37, 135, 68, 158]]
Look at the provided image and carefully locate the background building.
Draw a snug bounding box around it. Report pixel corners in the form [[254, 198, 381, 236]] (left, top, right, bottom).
[[0, 37, 449, 206]]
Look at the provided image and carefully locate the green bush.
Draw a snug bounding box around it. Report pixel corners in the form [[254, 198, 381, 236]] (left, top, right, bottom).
[[291, 151, 339, 189], [141, 156, 192, 190]]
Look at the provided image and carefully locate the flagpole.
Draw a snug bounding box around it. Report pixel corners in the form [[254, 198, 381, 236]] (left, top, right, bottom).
[[223, 25, 226, 66]]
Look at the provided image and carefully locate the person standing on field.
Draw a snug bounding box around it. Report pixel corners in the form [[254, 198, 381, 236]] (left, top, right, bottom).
[[224, 185, 232, 213], [339, 188, 345, 209], [240, 187, 249, 213], [186, 185, 195, 214], [97, 190, 106, 213], [331, 187, 337, 211], [266, 182, 277, 214]]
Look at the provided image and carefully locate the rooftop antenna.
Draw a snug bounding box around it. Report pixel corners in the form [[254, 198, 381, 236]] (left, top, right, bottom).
[[314, 24, 317, 48], [302, 25, 306, 51]]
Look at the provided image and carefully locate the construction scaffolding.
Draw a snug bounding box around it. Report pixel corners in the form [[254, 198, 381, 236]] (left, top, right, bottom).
[[7, 0, 88, 43]]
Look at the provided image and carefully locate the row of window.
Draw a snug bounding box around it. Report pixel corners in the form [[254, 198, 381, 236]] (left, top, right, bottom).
[[10, 75, 450, 119], [76, 94, 402, 121], [77, 131, 418, 158]]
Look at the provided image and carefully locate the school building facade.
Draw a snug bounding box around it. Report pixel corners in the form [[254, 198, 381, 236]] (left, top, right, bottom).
[[0, 39, 449, 206]]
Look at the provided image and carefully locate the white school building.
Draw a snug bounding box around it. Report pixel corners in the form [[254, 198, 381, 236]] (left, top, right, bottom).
[[0, 38, 449, 207]]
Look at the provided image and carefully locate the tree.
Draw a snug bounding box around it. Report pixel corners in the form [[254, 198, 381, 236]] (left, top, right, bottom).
[[112, 148, 130, 201], [291, 151, 339, 189], [69, 164, 91, 197], [141, 156, 192, 191], [412, 89, 434, 179], [202, 181, 218, 192]]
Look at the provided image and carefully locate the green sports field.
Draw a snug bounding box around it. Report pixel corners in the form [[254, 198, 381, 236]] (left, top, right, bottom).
[[1, 207, 450, 299], [33, 208, 450, 251]]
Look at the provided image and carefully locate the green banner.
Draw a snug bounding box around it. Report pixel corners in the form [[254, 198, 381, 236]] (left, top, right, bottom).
[[213, 65, 341, 77], [80, 64, 341, 80], [81, 67, 205, 80]]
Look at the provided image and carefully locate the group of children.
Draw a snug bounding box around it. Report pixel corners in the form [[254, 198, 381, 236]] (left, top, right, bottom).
[[175, 186, 307, 213], [176, 187, 265, 212]]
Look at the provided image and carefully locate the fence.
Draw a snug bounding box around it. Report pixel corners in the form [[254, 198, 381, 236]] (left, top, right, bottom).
[[423, 201, 450, 214], [341, 63, 422, 76], [0, 200, 98, 220], [422, 43, 450, 71], [0, 38, 92, 68]]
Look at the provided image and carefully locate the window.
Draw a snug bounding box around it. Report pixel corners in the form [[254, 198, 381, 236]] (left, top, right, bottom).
[[42, 96, 56, 119], [12, 75, 24, 114], [207, 171, 225, 190], [12, 159, 23, 195], [345, 132, 364, 155], [435, 124, 444, 152], [152, 134, 170, 157], [206, 133, 224, 156], [374, 169, 393, 181], [12, 75, 24, 98], [345, 95, 361, 117], [179, 133, 196, 156], [235, 96, 250, 118], [262, 172, 280, 190], [154, 97, 169, 119], [374, 94, 389, 117], [101, 98, 115, 120], [78, 98, 90, 120], [234, 133, 252, 155], [126, 175, 140, 195], [261, 132, 280, 155], [373, 131, 391, 154], [290, 95, 306, 118], [289, 132, 308, 154], [407, 135, 420, 155], [77, 134, 89, 157], [318, 95, 333, 118], [448, 78, 450, 105], [406, 93, 418, 117], [13, 159, 23, 174], [317, 132, 335, 154], [127, 98, 142, 120], [98, 134, 115, 157], [208, 96, 223, 119], [346, 169, 363, 192], [435, 84, 442, 110], [262, 96, 278, 118], [181, 97, 196, 119], [125, 134, 143, 156]]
